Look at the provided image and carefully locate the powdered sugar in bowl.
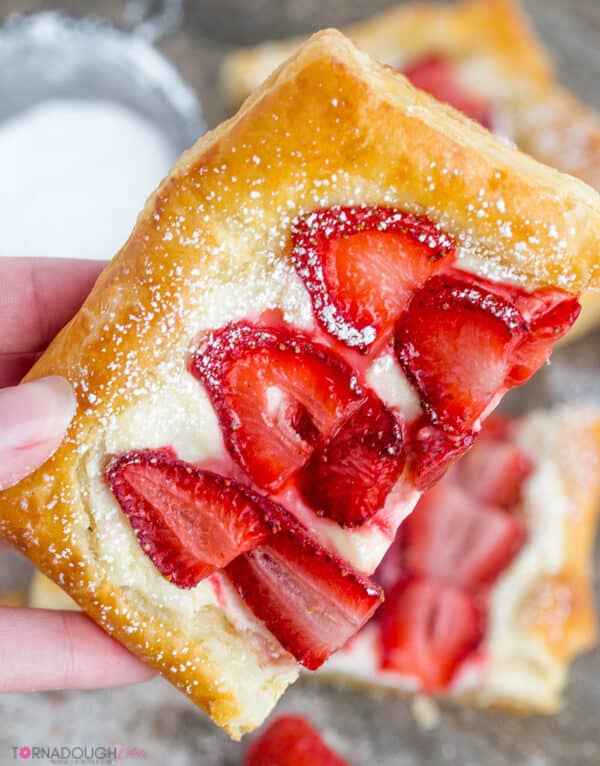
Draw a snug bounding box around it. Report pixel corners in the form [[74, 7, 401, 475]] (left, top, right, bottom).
[[0, 11, 205, 260]]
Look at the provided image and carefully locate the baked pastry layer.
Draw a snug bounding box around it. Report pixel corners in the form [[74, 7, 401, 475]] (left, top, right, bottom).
[[0, 30, 599, 738]]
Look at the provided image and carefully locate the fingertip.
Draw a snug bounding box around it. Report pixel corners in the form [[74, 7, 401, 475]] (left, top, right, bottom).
[[0, 376, 77, 490], [33, 375, 78, 427]]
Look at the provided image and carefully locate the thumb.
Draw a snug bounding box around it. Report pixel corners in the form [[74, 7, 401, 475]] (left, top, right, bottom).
[[0, 376, 76, 491]]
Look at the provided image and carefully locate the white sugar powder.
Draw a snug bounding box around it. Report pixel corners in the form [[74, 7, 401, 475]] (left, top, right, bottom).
[[0, 99, 175, 260]]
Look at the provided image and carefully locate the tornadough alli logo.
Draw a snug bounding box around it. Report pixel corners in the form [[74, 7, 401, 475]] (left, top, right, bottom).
[[11, 745, 147, 763]]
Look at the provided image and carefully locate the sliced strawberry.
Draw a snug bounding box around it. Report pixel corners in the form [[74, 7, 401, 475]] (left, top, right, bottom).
[[403, 55, 493, 129], [298, 393, 405, 527], [291, 206, 454, 351], [106, 450, 269, 588], [407, 419, 475, 490], [225, 505, 383, 670], [378, 576, 483, 690], [508, 291, 581, 386], [395, 274, 526, 435], [402, 483, 526, 590], [452, 437, 534, 508], [192, 322, 363, 492], [245, 715, 349, 766]]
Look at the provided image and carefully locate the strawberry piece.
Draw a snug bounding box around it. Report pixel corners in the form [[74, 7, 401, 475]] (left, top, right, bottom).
[[245, 715, 349, 766], [225, 506, 383, 670], [106, 450, 269, 588], [403, 55, 493, 129], [395, 274, 527, 435], [192, 322, 363, 491], [298, 393, 405, 527], [291, 206, 454, 350], [508, 291, 581, 386], [475, 412, 514, 443], [407, 419, 475, 490], [402, 483, 526, 590], [378, 576, 483, 689], [452, 437, 534, 508]]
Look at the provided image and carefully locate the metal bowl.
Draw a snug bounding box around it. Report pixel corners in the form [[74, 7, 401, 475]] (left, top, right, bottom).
[[0, 10, 204, 156]]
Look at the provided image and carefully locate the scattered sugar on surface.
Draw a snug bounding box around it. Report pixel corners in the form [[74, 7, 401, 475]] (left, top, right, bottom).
[[411, 694, 441, 731]]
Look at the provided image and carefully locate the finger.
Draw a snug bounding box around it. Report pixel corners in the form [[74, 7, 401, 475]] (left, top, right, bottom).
[[0, 607, 155, 692], [0, 376, 76, 490], [0, 258, 105, 355]]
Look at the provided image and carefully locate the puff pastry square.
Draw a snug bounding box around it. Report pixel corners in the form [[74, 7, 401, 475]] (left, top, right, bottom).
[[320, 407, 600, 714], [1, 30, 600, 738], [221, 0, 600, 342]]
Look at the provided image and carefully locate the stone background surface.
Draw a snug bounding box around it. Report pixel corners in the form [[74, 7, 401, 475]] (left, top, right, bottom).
[[0, 1, 599, 764]]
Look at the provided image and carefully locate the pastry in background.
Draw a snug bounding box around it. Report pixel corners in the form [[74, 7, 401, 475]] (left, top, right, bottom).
[[1, 30, 598, 738], [28, 570, 78, 611], [0, 588, 25, 607], [221, 0, 600, 343], [320, 407, 600, 714]]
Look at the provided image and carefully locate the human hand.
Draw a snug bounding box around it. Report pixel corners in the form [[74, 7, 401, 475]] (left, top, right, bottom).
[[0, 258, 155, 692]]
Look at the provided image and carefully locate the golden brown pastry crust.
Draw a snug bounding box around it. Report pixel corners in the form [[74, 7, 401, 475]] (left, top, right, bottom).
[[1, 30, 600, 738]]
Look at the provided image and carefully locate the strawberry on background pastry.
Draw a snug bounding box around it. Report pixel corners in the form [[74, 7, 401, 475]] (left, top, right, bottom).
[[1, 30, 599, 739]]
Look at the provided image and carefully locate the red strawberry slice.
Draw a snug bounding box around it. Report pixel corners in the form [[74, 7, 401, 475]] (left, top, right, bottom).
[[378, 576, 483, 690], [225, 505, 383, 670], [508, 291, 581, 386], [452, 437, 534, 508], [407, 418, 475, 491], [291, 206, 455, 351], [192, 323, 363, 492], [298, 393, 405, 527], [245, 715, 349, 766], [395, 274, 527, 435], [475, 412, 514, 443], [106, 450, 269, 588], [403, 55, 493, 129], [402, 483, 526, 590]]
